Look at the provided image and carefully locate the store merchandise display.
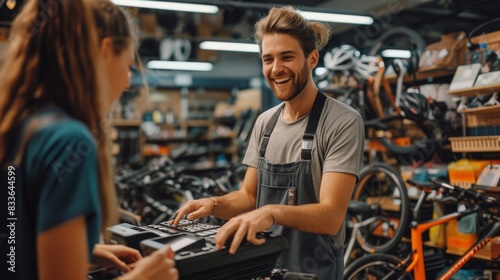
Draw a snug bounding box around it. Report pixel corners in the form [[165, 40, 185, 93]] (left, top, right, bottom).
[[3, 1, 500, 279]]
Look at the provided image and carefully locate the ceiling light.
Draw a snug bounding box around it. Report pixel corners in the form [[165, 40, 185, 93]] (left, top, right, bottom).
[[147, 60, 213, 71], [111, 0, 218, 14], [199, 41, 259, 53], [298, 11, 373, 25], [381, 49, 412, 58]]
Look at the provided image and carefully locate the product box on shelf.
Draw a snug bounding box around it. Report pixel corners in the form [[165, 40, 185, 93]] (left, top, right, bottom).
[[447, 159, 499, 189], [465, 114, 500, 136]]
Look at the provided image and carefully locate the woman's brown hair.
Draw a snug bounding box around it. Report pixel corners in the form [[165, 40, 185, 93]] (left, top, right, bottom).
[[90, 0, 135, 55], [0, 0, 120, 234]]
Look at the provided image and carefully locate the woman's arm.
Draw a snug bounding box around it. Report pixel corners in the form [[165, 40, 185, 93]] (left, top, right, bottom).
[[37, 216, 88, 280]]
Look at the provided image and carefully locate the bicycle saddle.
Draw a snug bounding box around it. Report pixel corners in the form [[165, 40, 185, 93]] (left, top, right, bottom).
[[347, 200, 373, 215]]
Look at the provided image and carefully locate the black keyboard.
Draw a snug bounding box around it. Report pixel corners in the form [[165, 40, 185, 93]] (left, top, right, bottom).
[[107, 220, 288, 280], [160, 219, 220, 234]]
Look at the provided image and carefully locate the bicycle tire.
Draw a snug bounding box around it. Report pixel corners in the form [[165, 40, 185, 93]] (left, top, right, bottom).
[[344, 253, 412, 280], [368, 26, 426, 59], [351, 162, 410, 254]]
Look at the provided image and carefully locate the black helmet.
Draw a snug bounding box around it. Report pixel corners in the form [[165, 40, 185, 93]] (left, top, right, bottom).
[[400, 89, 429, 122]]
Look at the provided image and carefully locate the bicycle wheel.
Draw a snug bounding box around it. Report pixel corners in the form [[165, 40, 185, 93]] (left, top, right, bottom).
[[368, 26, 426, 68], [351, 162, 410, 254], [344, 253, 412, 280]]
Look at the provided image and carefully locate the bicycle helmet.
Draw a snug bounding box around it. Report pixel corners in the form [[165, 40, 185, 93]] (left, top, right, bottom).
[[354, 54, 380, 80], [323, 45, 359, 71], [399, 89, 429, 122]]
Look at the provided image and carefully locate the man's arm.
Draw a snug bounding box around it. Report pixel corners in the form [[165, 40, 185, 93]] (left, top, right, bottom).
[[211, 166, 258, 219], [172, 166, 258, 224], [214, 171, 356, 253], [263, 171, 356, 235]]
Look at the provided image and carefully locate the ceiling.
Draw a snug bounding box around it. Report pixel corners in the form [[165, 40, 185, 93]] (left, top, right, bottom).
[[2, 0, 500, 86], [134, 0, 500, 85]]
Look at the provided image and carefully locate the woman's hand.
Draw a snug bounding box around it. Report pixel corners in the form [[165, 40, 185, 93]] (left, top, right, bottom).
[[118, 245, 178, 280], [92, 244, 142, 272]]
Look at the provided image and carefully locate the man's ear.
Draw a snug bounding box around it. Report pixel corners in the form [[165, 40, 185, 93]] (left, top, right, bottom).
[[100, 37, 114, 60], [308, 49, 319, 70]]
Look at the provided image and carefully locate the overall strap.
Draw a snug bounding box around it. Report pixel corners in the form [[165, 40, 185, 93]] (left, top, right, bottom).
[[259, 103, 285, 157], [258, 92, 327, 159], [301, 92, 327, 160]]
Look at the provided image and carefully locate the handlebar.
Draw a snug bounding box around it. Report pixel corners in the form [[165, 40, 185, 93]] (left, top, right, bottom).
[[430, 179, 496, 204], [406, 179, 500, 210]]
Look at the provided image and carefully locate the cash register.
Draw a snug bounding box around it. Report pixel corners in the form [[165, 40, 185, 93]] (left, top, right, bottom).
[[106, 220, 288, 280]]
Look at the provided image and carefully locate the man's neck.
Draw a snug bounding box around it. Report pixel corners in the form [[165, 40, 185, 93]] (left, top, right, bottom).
[[282, 84, 318, 122]]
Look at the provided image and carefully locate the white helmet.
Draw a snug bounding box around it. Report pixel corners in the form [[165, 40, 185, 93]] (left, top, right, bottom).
[[354, 54, 380, 80], [323, 45, 359, 71]]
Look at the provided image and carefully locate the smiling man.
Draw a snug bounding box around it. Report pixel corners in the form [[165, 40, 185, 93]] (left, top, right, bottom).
[[172, 6, 364, 279]]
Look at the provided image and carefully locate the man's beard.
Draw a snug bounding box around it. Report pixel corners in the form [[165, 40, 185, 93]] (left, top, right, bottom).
[[270, 63, 309, 102]]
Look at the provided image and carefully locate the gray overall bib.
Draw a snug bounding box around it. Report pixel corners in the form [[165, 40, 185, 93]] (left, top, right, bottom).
[[256, 92, 343, 280]]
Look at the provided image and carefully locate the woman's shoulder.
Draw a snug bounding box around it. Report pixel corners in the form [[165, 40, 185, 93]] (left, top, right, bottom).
[[26, 105, 96, 152], [31, 105, 93, 141]]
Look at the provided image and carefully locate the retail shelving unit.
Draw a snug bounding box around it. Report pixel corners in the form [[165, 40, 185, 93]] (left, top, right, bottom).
[[110, 119, 144, 167], [447, 84, 500, 153]]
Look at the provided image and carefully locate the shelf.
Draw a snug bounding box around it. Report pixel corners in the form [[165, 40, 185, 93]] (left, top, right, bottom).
[[185, 120, 212, 127], [449, 135, 500, 152], [447, 83, 500, 97], [401, 237, 446, 249], [211, 132, 237, 140], [145, 137, 186, 143], [158, 123, 181, 129], [458, 104, 500, 115], [385, 68, 455, 84], [111, 119, 141, 127], [446, 247, 498, 261]]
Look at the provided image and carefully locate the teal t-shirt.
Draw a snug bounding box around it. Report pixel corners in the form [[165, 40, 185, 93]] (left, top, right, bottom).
[[12, 109, 101, 279]]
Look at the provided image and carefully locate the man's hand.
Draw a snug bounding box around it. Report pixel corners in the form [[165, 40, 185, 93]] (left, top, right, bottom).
[[92, 244, 142, 272], [214, 207, 274, 254], [170, 198, 215, 226]]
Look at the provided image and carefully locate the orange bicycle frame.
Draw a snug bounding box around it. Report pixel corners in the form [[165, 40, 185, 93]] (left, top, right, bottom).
[[438, 221, 500, 280], [407, 212, 460, 279]]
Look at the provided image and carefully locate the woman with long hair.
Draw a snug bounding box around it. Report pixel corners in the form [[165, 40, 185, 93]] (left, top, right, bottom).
[[0, 0, 177, 279]]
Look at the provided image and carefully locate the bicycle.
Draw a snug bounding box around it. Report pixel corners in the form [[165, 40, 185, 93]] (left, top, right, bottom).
[[344, 179, 500, 280], [344, 162, 410, 267], [114, 156, 244, 225]]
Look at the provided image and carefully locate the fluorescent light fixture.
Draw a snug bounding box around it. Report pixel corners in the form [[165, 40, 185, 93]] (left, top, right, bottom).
[[298, 11, 373, 25], [381, 49, 412, 58], [111, 0, 218, 14], [200, 41, 260, 53], [147, 60, 213, 71], [315, 67, 328, 76]]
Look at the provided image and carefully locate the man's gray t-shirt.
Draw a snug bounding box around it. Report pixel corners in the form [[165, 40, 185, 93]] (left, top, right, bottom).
[[242, 95, 364, 247]]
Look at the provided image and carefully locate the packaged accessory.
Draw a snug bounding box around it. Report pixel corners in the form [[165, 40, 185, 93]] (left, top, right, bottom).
[[419, 32, 468, 71]]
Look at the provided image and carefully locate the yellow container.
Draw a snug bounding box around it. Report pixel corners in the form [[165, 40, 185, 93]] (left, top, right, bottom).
[[446, 219, 477, 255], [447, 159, 493, 188]]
